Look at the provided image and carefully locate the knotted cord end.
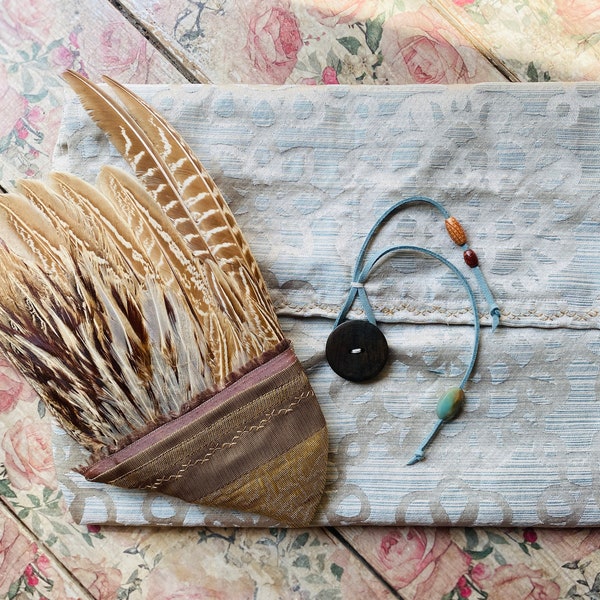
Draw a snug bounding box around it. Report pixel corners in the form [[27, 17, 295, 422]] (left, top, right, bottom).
[[491, 307, 501, 333]]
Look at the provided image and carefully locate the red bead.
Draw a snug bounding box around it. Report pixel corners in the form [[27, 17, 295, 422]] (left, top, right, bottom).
[[463, 249, 479, 268]]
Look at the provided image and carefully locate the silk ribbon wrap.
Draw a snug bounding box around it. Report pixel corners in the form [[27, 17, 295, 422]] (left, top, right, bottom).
[[83, 342, 327, 527]]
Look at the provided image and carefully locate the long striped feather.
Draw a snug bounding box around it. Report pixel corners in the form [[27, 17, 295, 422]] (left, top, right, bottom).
[[102, 76, 262, 276], [101, 76, 281, 337], [63, 70, 214, 262]]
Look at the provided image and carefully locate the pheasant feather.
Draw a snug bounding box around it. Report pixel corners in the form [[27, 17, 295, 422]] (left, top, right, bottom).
[[0, 75, 327, 526], [101, 76, 269, 289]]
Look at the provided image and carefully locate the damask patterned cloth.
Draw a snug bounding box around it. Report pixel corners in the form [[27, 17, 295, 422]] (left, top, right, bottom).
[[52, 82, 600, 527]]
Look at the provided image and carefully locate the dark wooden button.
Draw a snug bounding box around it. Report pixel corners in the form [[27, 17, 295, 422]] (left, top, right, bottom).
[[326, 320, 389, 382]]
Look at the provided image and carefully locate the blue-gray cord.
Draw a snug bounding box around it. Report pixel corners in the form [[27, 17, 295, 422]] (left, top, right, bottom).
[[330, 196, 500, 464], [335, 196, 500, 331]]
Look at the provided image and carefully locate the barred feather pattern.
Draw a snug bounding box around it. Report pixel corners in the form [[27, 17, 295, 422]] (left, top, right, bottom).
[[0, 74, 285, 454], [65, 72, 282, 343]]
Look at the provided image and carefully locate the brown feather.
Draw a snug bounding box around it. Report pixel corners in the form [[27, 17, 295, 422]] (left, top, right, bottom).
[[49, 172, 149, 279], [62, 70, 213, 261], [0, 192, 67, 273], [0, 74, 288, 454]]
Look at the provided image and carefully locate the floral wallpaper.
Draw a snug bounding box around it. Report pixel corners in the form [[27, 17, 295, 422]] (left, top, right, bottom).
[[0, 0, 184, 185], [156, 0, 505, 85], [439, 0, 600, 81], [2, 0, 600, 598]]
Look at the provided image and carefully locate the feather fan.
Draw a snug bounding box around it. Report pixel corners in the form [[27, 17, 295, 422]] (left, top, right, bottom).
[[0, 73, 328, 526]]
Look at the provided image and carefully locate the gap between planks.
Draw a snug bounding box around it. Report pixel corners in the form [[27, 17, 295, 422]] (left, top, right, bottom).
[[326, 527, 406, 599], [105, 0, 212, 83], [0, 499, 95, 600], [427, 0, 520, 82]]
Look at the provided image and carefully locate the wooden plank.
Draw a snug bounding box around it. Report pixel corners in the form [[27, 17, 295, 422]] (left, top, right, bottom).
[[430, 0, 600, 82], [0, 0, 186, 187], [5, 1, 600, 597], [0, 502, 92, 599], [337, 526, 600, 599], [114, 0, 508, 84]]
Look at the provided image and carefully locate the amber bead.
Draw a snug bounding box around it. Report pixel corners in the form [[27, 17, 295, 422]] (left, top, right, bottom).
[[463, 249, 479, 268], [444, 217, 467, 246]]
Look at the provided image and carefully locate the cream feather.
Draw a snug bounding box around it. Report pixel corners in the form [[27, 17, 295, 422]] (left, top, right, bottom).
[[0, 192, 67, 273], [100, 76, 281, 338], [0, 74, 287, 455], [62, 70, 214, 262]]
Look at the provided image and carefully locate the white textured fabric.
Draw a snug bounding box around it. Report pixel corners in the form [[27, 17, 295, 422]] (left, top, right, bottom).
[[52, 83, 600, 527]]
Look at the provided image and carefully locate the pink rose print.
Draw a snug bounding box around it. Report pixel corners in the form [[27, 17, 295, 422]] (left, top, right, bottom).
[[0, 520, 37, 596], [477, 564, 560, 600], [457, 575, 472, 598], [49, 44, 76, 69], [146, 547, 255, 599], [36, 554, 51, 577], [244, 1, 302, 84], [377, 527, 461, 588], [471, 562, 492, 585], [1, 0, 52, 41], [453, 0, 476, 6], [79, 20, 151, 80], [536, 529, 600, 563], [556, 0, 600, 35], [412, 540, 472, 600], [0, 358, 37, 413], [70, 556, 122, 600], [523, 528, 538, 544], [377, 528, 439, 586], [322, 66, 339, 84], [380, 9, 479, 84], [1, 418, 56, 490], [363, 527, 471, 597], [24, 563, 39, 587], [307, 0, 381, 26]]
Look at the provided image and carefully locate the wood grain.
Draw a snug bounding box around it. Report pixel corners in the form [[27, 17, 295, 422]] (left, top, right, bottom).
[[1, 0, 600, 598]]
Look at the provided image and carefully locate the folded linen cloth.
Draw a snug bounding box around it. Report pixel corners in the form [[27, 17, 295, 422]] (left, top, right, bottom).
[[53, 82, 600, 527]]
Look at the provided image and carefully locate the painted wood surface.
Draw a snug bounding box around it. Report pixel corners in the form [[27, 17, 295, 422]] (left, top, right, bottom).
[[1, 1, 600, 598]]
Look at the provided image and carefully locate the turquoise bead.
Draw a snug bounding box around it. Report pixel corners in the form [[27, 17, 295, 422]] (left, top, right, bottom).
[[436, 387, 465, 421]]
